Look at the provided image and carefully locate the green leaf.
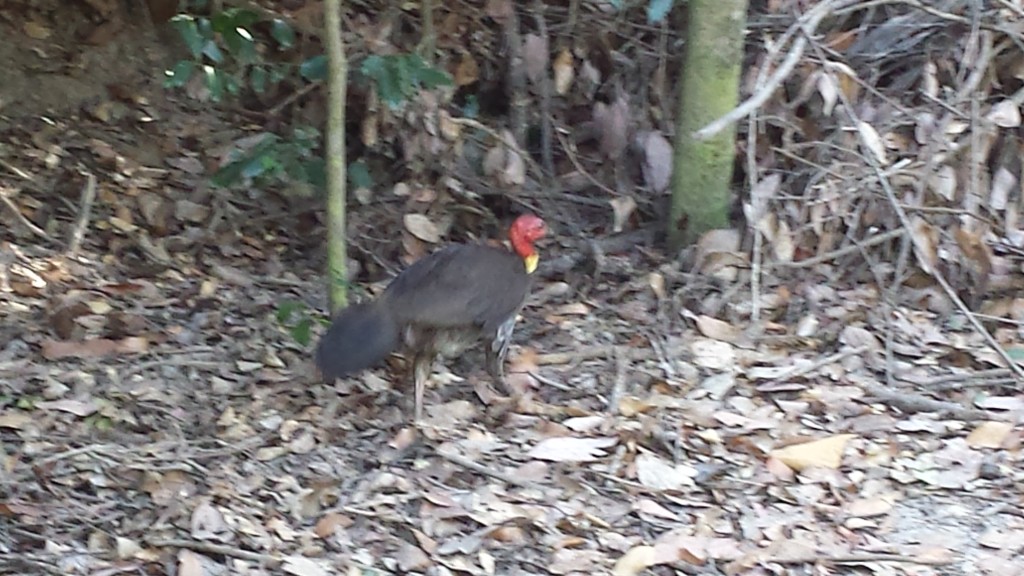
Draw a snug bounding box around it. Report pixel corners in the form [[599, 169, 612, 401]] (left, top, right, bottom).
[[170, 15, 203, 58], [269, 63, 288, 83], [271, 19, 296, 48], [361, 54, 385, 77], [86, 414, 114, 431], [16, 395, 39, 410], [202, 39, 224, 63], [211, 161, 245, 187], [376, 70, 404, 108], [224, 27, 257, 61], [224, 74, 241, 96], [197, 17, 214, 40], [203, 66, 226, 101], [291, 318, 312, 346], [300, 55, 328, 81], [164, 60, 196, 88], [647, 0, 673, 23], [210, 9, 233, 33], [241, 152, 275, 180], [348, 161, 372, 190], [210, 8, 258, 34], [250, 65, 268, 93], [416, 65, 453, 90], [301, 159, 327, 189], [462, 94, 479, 118], [230, 8, 261, 29], [277, 300, 306, 322], [1005, 345, 1024, 362]]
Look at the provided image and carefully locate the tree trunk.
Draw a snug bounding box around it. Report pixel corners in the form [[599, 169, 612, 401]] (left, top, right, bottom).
[[324, 0, 349, 311], [668, 0, 749, 250]]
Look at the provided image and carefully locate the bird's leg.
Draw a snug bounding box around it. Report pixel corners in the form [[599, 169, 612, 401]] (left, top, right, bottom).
[[487, 318, 516, 394], [412, 351, 433, 422], [485, 350, 505, 392]]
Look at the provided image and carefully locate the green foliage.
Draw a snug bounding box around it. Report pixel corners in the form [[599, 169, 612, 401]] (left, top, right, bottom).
[[348, 161, 372, 191], [360, 54, 453, 109], [15, 395, 40, 410], [276, 299, 333, 346], [163, 4, 449, 195], [164, 8, 301, 101], [604, 0, 675, 24], [212, 127, 326, 190], [85, 413, 114, 431], [647, 0, 674, 23]]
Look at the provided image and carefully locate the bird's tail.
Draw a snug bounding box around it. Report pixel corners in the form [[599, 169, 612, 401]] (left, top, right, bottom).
[[315, 301, 400, 381]]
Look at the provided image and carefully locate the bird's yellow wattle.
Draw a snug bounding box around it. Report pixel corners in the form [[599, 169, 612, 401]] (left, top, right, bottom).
[[524, 253, 539, 274]]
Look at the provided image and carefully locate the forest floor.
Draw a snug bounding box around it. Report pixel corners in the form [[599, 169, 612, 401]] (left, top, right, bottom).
[[1, 2, 1023, 576]]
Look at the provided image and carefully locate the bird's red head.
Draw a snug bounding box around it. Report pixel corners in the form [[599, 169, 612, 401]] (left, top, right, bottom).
[[509, 214, 548, 272]]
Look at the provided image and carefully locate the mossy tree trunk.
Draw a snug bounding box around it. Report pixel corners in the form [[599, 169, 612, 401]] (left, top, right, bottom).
[[668, 0, 749, 250], [420, 0, 435, 64], [324, 0, 349, 312]]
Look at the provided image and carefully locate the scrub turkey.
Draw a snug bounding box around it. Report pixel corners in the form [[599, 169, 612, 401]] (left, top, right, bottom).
[[315, 214, 548, 420]]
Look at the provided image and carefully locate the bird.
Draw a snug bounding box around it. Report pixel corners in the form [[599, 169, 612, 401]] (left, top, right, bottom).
[[315, 214, 549, 421]]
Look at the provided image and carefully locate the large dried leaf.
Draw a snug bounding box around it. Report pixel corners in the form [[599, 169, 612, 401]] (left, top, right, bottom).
[[553, 48, 574, 95], [528, 436, 617, 462], [856, 120, 888, 165], [609, 196, 637, 232], [909, 216, 939, 274], [637, 130, 672, 193], [523, 33, 549, 86], [986, 99, 1021, 128], [593, 95, 630, 160], [965, 421, 1013, 448], [771, 434, 856, 471], [635, 453, 698, 491], [403, 213, 442, 243]]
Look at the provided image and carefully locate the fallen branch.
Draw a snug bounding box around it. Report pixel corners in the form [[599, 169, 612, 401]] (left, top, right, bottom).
[[773, 229, 907, 269], [435, 448, 537, 487], [145, 538, 277, 563], [66, 172, 97, 257], [859, 379, 995, 421], [536, 344, 653, 366], [0, 187, 52, 242]]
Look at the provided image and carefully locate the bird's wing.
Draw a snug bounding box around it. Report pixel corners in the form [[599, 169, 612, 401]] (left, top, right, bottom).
[[383, 244, 532, 333]]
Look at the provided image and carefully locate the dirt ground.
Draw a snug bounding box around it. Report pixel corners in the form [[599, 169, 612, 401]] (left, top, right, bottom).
[[2, 2, 1023, 576]]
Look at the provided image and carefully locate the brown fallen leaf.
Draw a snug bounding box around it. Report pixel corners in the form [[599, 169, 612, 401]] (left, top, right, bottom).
[[770, 434, 856, 471], [613, 545, 657, 576], [966, 421, 1013, 449], [845, 496, 894, 518], [0, 412, 33, 430], [283, 555, 330, 576], [176, 549, 206, 576], [695, 315, 740, 343], [528, 436, 617, 462], [36, 399, 98, 417], [40, 336, 148, 360], [553, 48, 574, 95], [404, 213, 442, 243], [314, 512, 353, 539]]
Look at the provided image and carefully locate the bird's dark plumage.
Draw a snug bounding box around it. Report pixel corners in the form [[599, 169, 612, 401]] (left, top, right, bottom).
[[315, 215, 548, 420]]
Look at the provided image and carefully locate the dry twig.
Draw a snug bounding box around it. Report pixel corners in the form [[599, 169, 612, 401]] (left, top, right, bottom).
[[435, 447, 538, 487], [145, 538, 278, 563], [66, 172, 97, 257], [695, 0, 859, 140], [808, 18, 1024, 385], [0, 187, 51, 241]]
